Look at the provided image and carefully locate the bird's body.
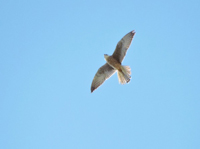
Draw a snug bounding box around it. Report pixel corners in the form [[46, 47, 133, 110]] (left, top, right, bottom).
[[91, 30, 136, 93], [104, 54, 121, 70], [104, 55, 131, 84]]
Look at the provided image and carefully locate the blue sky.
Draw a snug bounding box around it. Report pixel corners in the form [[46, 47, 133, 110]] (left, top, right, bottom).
[[1, 0, 200, 148]]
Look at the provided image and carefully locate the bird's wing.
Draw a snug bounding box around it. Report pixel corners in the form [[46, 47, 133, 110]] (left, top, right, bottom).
[[112, 30, 135, 63], [91, 63, 116, 93]]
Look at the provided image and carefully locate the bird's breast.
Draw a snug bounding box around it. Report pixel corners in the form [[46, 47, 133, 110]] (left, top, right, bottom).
[[105, 56, 122, 70]]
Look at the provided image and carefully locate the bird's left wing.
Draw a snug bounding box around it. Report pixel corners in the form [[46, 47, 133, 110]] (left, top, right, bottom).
[[112, 30, 135, 63], [91, 63, 116, 93]]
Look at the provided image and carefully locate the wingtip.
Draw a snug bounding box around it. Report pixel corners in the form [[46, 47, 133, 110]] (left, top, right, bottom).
[[91, 87, 95, 93], [131, 30, 136, 35]]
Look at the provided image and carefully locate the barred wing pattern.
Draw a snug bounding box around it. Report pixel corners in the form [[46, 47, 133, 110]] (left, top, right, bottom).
[[112, 30, 135, 63], [91, 63, 116, 92]]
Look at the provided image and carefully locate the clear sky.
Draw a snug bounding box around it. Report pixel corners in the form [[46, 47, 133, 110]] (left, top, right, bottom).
[[1, 0, 200, 148]]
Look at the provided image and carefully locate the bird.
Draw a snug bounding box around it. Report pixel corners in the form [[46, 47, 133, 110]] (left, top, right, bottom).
[[91, 30, 136, 93]]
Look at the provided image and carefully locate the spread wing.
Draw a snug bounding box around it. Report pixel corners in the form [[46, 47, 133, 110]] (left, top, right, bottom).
[[112, 30, 135, 63], [91, 63, 116, 93]]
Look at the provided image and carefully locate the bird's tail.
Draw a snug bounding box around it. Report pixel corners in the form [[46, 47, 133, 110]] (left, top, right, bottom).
[[117, 65, 131, 84]]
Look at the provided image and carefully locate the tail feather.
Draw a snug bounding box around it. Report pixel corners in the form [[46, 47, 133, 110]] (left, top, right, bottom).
[[117, 72, 127, 84], [123, 66, 131, 75], [117, 65, 131, 84]]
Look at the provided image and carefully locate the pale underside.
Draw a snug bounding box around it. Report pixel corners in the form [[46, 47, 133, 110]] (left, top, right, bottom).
[[91, 30, 135, 93]]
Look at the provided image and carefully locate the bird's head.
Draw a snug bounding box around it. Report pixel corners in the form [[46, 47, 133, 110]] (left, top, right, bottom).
[[104, 54, 109, 60]]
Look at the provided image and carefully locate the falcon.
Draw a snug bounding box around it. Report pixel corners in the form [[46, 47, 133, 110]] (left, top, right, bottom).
[[91, 30, 136, 93]]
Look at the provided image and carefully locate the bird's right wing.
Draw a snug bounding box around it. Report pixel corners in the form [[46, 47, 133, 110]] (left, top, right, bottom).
[[91, 63, 116, 93]]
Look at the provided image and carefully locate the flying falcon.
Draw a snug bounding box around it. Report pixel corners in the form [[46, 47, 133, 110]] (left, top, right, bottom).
[[91, 30, 136, 93]]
